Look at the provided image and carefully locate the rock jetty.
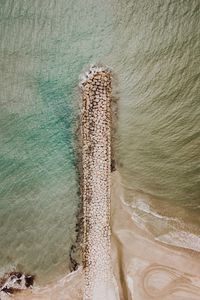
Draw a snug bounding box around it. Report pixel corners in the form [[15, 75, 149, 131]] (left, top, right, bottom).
[[80, 66, 116, 300]]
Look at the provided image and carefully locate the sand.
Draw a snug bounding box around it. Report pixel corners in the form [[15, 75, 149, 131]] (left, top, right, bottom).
[[7, 63, 200, 299], [111, 172, 200, 300], [9, 171, 200, 300], [6, 67, 200, 300]]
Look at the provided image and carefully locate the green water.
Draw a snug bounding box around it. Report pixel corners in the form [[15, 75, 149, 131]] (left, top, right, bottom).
[[0, 0, 199, 283], [113, 1, 200, 207]]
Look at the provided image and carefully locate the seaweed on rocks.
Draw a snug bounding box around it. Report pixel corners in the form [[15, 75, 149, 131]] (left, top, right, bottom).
[[0, 271, 35, 298], [69, 197, 83, 272]]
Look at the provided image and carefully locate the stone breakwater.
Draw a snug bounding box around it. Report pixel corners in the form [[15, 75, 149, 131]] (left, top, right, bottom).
[[80, 66, 116, 300]]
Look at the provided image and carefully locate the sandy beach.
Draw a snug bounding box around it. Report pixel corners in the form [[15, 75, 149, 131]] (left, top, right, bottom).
[[6, 65, 200, 299], [8, 171, 200, 300], [2, 65, 200, 299], [1, 1, 200, 299]]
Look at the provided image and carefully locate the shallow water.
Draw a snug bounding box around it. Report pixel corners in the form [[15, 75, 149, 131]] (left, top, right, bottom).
[[0, 0, 199, 287], [10, 173, 200, 300]]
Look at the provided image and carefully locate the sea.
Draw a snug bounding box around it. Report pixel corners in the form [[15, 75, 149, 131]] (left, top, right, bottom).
[[0, 0, 199, 290]]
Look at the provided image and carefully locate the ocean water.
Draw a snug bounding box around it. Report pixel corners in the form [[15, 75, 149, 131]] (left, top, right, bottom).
[[0, 0, 199, 285]]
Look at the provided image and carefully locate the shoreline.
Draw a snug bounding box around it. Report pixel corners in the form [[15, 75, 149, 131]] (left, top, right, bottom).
[[1, 64, 200, 299], [9, 171, 200, 300]]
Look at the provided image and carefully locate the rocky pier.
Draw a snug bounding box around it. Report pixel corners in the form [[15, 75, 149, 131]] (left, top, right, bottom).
[[80, 66, 116, 300]]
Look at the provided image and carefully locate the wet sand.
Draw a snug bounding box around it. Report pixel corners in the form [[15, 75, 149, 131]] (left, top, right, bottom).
[[111, 172, 200, 300], [11, 171, 200, 300]]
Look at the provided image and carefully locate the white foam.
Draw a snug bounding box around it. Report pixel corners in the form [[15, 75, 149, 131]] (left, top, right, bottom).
[[132, 198, 178, 221], [79, 65, 111, 88], [156, 231, 200, 252]]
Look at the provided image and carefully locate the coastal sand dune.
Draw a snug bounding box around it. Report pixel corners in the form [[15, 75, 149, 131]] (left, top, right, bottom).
[[12, 171, 200, 300]]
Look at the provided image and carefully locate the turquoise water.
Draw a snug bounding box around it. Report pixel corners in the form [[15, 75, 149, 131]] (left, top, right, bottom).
[[0, 0, 199, 284], [0, 0, 115, 283]]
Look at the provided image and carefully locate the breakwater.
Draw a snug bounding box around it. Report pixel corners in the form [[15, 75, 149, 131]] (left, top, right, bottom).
[[80, 66, 115, 300]]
